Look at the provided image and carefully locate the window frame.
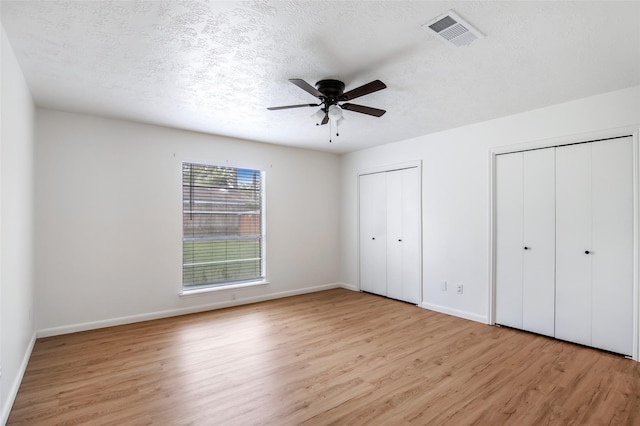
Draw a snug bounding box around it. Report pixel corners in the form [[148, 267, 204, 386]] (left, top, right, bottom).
[[180, 162, 267, 295]]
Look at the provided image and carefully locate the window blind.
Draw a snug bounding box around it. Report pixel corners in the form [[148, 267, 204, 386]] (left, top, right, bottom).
[[182, 163, 263, 289]]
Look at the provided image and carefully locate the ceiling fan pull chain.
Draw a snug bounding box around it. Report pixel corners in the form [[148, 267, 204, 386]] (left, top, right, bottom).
[[329, 119, 332, 143]]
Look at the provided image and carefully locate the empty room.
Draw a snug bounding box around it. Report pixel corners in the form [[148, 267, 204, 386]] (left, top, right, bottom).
[[2, 1, 640, 424]]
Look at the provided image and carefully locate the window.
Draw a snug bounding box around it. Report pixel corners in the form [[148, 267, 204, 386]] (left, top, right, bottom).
[[182, 163, 264, 291]]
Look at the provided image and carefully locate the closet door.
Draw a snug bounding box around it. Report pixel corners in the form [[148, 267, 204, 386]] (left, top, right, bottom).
[[556, 137, 633, 354], [522, 148, 556, 336], [387, 167, 421, 304], [400, 167, 421, 304], [495, 149, 555, 335], [495, 152, 524, 329], [386, 170, 403, 300], [359, 172, 387, 296], [591, 137, 633, 355], [556, 143, 592, 347]]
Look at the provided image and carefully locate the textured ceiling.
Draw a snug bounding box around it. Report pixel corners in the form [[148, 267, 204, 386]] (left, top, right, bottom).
[[2, 1, 639, 153]]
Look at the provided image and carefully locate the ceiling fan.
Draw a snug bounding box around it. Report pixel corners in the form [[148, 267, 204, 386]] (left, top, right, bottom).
[[267, 78, 387, 125]]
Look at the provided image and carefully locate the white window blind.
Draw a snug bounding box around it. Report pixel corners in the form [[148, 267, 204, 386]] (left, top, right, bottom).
[[182, 163, 264, 289]]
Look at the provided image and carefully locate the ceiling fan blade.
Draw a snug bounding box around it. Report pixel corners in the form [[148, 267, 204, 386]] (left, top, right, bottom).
[[341, 103, 386, 117], [289, 78, 323, 98], [267, 103, 318, 111], [321, 112, 329, 125], [341, 80, 386, 101]]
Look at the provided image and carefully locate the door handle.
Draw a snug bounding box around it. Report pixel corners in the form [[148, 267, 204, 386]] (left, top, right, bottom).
[[585, 250, 591, 254], [524, 246, 529, 250]]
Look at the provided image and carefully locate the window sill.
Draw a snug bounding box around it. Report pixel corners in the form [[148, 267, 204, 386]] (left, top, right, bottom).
[[179, 280, 269, 297]]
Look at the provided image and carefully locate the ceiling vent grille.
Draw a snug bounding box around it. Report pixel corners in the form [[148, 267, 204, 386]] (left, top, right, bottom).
[[422, 10, 484, 47]]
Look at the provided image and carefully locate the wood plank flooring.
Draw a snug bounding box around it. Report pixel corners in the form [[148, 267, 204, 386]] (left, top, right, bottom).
[[8, 289, 640, 425]]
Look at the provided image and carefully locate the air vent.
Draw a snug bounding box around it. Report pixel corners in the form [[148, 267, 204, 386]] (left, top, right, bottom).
[[422, 10, 484, 47]]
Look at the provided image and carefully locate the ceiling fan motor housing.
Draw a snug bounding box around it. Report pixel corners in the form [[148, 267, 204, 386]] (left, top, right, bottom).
[[315, 79, 346, 106]]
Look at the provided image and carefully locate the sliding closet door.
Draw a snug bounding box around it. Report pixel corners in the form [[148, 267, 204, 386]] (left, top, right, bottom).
[[556, 143, 592, 347], [522, 148, 556, 336], [591, 137, 633, 355], [359, 172, 387, 296], [495, 152, 524, 329]]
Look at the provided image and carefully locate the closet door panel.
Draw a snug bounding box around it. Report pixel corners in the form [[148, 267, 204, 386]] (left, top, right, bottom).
[[522, 148, 556, 337], [386, 170, 403, 300], [359, 173, 387, 296], [591, 137, 633, 355], [555, 143, 592, 346], [400, 167, 421, 304], [495, 152, 524, 329]]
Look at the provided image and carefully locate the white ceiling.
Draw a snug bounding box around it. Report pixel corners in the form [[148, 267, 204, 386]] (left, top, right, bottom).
[[2, 1, 639, 154]]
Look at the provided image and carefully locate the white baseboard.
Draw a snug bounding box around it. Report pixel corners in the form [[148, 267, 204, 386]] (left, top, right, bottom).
[[37, 283, 342, 338], [338, 282, 359, 291], [420, 302, 488, 324], [2, 331, 36, 425]]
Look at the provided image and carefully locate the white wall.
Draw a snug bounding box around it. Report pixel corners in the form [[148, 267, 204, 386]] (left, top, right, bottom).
[[1, 26, 36, 423], [34, 110, 341, 334], [341, 85, 640, 323]]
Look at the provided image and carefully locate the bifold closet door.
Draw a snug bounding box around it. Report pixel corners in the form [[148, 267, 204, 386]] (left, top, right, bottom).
[[386, 167, 421, 304], [359, 172, 387, 296], [591, 138, 633, 355], [522, 149, 556, 336], [555, 143, 595, 347], [495, 149, 555, 336], [556, 137, 633, 355], [360, 167, 421, 303], [495, 152, 524, 329]]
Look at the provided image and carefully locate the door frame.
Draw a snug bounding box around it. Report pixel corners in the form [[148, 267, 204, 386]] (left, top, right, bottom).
[[489, 126, 640, 361], [357, 160, 423, 303]]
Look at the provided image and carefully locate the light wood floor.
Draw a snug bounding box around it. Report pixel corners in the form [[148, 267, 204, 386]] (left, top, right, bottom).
[[8, 289, 640, 425]]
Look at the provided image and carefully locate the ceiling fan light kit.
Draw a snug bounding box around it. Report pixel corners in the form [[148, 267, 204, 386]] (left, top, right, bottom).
[[311, 109, 326, 123], [328, 104, 343, 121], [268, 77, 387, 142]]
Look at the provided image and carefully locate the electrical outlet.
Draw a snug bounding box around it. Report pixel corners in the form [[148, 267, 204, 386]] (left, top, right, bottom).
[[440, 281, 447, 291], [456, 283, 463, 294]]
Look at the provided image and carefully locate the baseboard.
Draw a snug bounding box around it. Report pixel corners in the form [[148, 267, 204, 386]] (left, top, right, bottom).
[[420, 302, 488, 324], [2, 331, 36, 425], [37, 283, 342, 338], [338, 282, 359, 291]]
